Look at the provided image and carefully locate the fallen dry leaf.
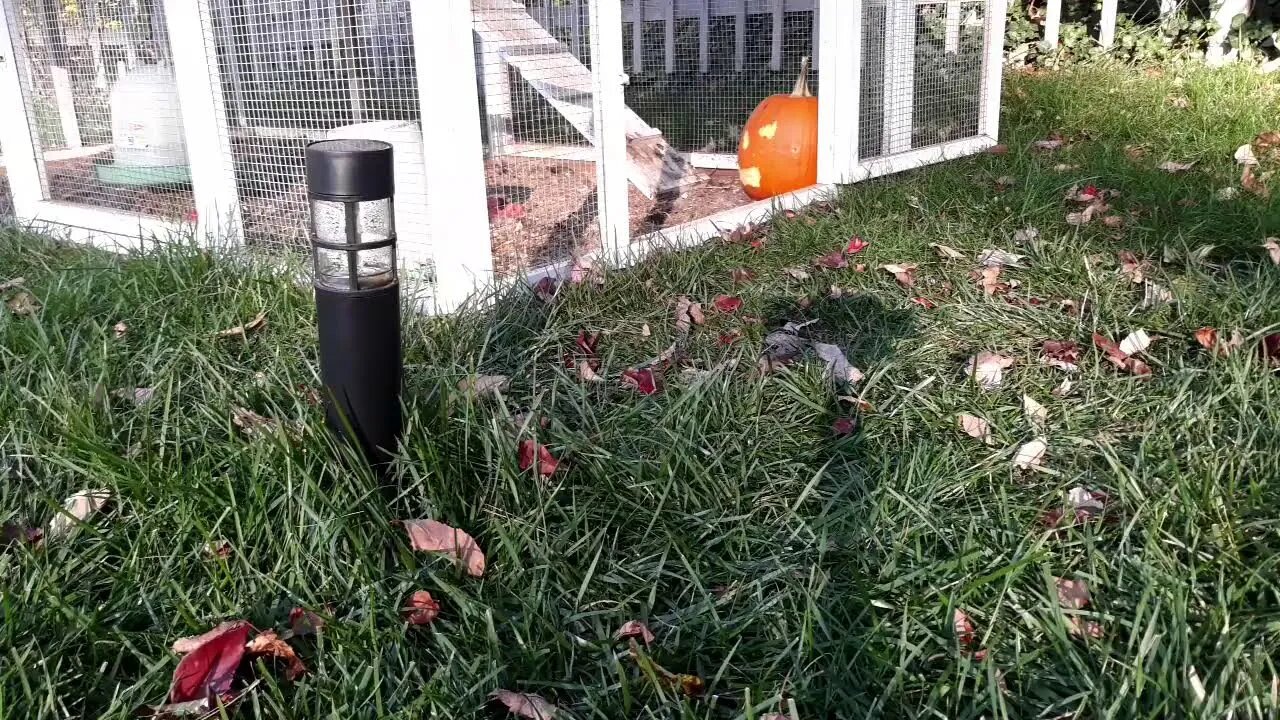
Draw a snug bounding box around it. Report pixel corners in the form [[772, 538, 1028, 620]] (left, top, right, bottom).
[[5, 291, 39, 316], [403, 590, 441, 625], [246, 630, 308, 680], [568, 256, 605, 287], [713, 295, 743, 313], [832, 416, 860, 437], [45, 489, 111, 540], [958, 414, 993, 444], [1158, 160, 1196, 174], [965, 352, 1014, 390], [491, 690, 560, 719], [1102, 214, 1126, 229], [1142, 281, 1174, 309], [518, 439, 560, 476], [1032, 137, 1064, 152], [458, 375, 509, 398], [880, 263, 918, 288], [288, 607, 325, 637], [978, 248, 1029, 269], [168, 621, 252, 703], [995, 175, 1017, 191], [0, 277, 24, 292], [729, 268, 756, 283], [815, 250, 849, 270], [1041, 340, 1081, 372], [622, 367, 661, 395], [1012, 227, 1040, 244], [231, 407, 277, 438], [1014, 439, 1048, 472], [1166, 94, 1191, 109], [1023, 395, 1048, 430], [986, 143, 1009, 155], [577, 360, 605, 383], [1052, 378, 1074, 397], [1119, 329, 1153, 356], [845, 236, 870, 254], [400, 519, 486, 577], [114, 387, 156, 407], [1242, 165, 1273, 198], [932, 243, 965, 259], [113, 321, 129, 339], [974, 266, 1008, 296], [615, 620, 656, 645], [674, 296, 704, 335], [1118, 250, 1147, 283], [215, 311, 266, 339], [1055, 577, 1091, 610], [532, 276, 559, 303], [1263, 238, 1280, 265], [1065, 184, 1102, 204], [783, 267, 811, 281], [1195, 327, 1244, 357], [813, 342, 864, 386], [910, 297, 937, 309], [639, 323, 651, 337], [953, 608, 988, 661], [1066, 202, 1108, 226], [718, 329, 743, 346]]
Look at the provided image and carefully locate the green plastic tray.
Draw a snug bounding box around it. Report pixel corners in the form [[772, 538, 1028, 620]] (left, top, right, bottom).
[[94, 162, 191, 187]]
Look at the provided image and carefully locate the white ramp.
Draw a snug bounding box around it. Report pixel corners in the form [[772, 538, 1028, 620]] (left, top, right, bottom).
[[472, 0, 702, 198]]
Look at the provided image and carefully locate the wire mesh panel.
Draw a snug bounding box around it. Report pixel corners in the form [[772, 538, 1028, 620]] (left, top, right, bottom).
[[206, 0, 431, 273], [6, 0, 195, 221], [473, 0, 605, 277]]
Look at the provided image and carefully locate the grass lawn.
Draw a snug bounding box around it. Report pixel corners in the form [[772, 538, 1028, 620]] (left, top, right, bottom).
[[4, 63, 1280, 719]]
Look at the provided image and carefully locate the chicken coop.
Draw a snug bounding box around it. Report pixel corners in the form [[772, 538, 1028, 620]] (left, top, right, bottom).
[[0, 0, 1005, 311]]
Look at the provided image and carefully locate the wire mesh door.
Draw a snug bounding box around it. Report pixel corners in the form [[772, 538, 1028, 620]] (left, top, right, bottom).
[[3, 0, 195, 222], [205, 0, 432, 276]]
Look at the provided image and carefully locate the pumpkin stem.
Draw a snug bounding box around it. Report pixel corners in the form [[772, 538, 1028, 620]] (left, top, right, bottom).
[[791, 56, 813, 98]]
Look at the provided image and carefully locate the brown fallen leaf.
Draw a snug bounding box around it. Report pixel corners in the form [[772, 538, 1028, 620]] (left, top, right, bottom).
[[1158, 160, 1196, 174], [932, 243, 965, 260], [1055, 577, 1091, 610], [491, 690, 560, 719], [958, 414, 993, 444], [729, 268, 756, 283], [400, 519, 486, 577], [880, 263, 918, 288], [1118, 251, 1147, 283], [518, 439, 561, 475], [674, 296, 704, 335], [783, 266, 811, 281], [1014, 439, 1048, 472], [0, 277, 24, 292], [45, 489, 111, 540], [458, 375, 510, 398], [621, 367, 662, 395], [403, 590, 441, 625], [288, 607, 325, 637], [1166, 94, 1191, 109], [1066, 201, 1108, 226], [1262, 238, 1280, 265], [532, 276, 559, 303], [1242, 165, 1273, 198], [973, 266, 1010, 296], [202, 538, 233, 560], [5, 291, 39, 316], [1041, 340, 1081, 372], [577, 360, 605, 383], [985, 143, 1009, 155], [1093, 331, 1153, 375], [1141, 281, 1174, 309], [232, 407, 278, 438], [113, 321, 129, 339], [615, 620, 656, 645], [246, 630, 308, 680], [1032, 136, 1064, 152], [114, 387, 157, 407], [215, 311, 267, 339], [1195, 327, 1244, 357], [964, 352, 1014, 390]]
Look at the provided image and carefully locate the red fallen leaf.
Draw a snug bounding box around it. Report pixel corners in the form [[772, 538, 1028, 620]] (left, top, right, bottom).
[[717, 330, 743, 346], [832, 417, 859, 437], [532, 276, 559, 303], [1041, 340, 1081, 371], [245, 630, 307, 681], [168, 621, 252, 703], [518, 439, 560, 476], [576, 330, 601, 356], [487, 196, 527, 220], [400, 519, 487, 577], [403, 590, 441, 625], [814, 251, 848, 269], [622, 367, 661, 395], [749, 239, 765, 252], [845, 236, 869, 254], [986, 143, 1009, 155], [713, 295, 743, 313], [615, 620, 656, 645], [953, 608, 987, 660], [729, 268, 756, 282], [288, 608, 325, 637], [910, 297, 936, 309], [1092, 333, 1129, 368]]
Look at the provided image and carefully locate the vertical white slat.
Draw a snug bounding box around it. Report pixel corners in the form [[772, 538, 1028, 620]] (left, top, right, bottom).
[[944, 0, 962, 53], [162, 0, 243, 246], [1098, 0, 1118, 48], [979, 0, 1007, 140], [477, 36, 513, 154], [698, 0, 710, 73], [413, 0, 493, 312], [770, 0, 784, 71], [1043, 0, 1062, 49], [338, 0, 364, 122], [50, 66, 82, 149], [817, 0, 859, 183], [810, 2, 820, 65], [211, 0, 247, 127], [0, 0, 44, 216], [632, 0, 645, 73], [569, 0, 583, 59], [589, 0, 630, 264], [734, 0, 747, 71], [663, 0, 675, 73], [122, 0, 139, 68], [881, 0, 915, 155]]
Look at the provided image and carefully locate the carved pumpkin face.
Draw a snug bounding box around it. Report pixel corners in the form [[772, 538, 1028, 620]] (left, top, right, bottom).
[[738, 57, 819, 201]]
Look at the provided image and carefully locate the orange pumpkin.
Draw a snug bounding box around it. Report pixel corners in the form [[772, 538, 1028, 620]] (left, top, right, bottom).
[[738, 57, 819, 201]]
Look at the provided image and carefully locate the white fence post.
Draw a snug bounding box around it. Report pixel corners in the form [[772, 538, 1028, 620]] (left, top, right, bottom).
[[882, 0, 915, 155], [589, 0, 630, 264], [1099, 0, 1118, 48], [632, 1, 645, 73], [50, 66, 82, 149], [663, 0, 675, 74], [817, 0, 859, 183], [1043, 0, 1062, 49], [980, 0, 1007, 141], [698, 1, 710, 73], [162, 0, 243, 246], [0, 0, 44, 216], [413, 0, 494, 312], [734, 0, 747, 71]]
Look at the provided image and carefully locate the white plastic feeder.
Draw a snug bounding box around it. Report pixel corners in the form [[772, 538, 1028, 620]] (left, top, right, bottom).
[[326, 120, 429, 263], [95, 64, 191, 186]]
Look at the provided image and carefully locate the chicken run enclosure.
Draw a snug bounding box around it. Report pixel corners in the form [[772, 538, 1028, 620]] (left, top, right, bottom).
[[0, 0, 1004, 311]]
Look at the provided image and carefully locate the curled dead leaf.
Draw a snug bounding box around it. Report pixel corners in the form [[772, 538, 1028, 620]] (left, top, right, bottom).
[[167, 621, 252, 703], [458, 375, 510, 398], [491, 690, 561, 719], [1014, 439, 1048, 472], [880, 263, 918, 288], [1196, 327, 1244, 357], [713, 295, 743, 313], [246, 630, 308, 680], [814, 250, 849, 270], [932, 243, 965, 259], [1262, 238, 1280, 265], [845, 236, 870, 254], [215, 311, 267, 339], [403, 590, 441, 625], [615, 620, 656, 645], [1041, 340, 1081, 372], [958, 413, 993, 444], [231, 407, 278, 438], [832, 416, 860, 437], [674, 296, 704, 335], [1158, 160, 1196, 174], [5, 291, 39, 316], [113, 321, 129, 339], [965, 352, 1014, 390], [729, 268, 756, 283], [400, 519, 486, 577], [532, 276, 559, 303], [45, 489, 111, 540], [288, 607, 325, 637], [1055, 577, 1091, 610], [621, 367, 661, 395], [518, 439, 560, 476], [783, 266, 811, 281], [1023, 395, 1048, 430], [577, 360, 605, 383]]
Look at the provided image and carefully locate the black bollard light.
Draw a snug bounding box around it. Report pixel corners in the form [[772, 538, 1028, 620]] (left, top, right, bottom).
[[305, 139, 402, 467]]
